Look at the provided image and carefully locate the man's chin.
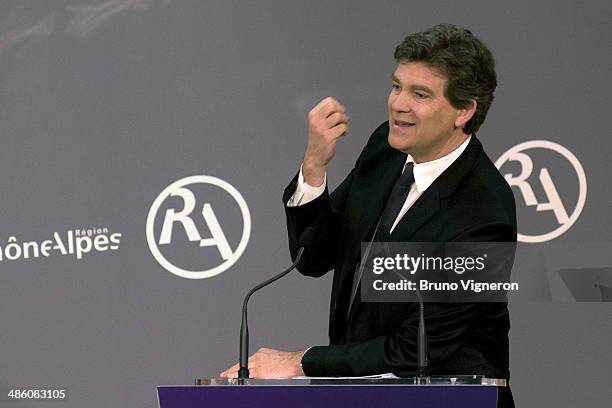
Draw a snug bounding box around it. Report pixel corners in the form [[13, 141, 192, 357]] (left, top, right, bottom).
[[387, 131, 412, 153]]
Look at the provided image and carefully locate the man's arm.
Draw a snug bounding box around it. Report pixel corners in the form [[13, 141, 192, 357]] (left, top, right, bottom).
[[220, 221, 515, 379], [302, 302, 480, 376], [284, 97, 351, 278]]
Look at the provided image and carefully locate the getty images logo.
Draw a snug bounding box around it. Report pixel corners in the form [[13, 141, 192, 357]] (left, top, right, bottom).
[[495, 140, 587, 243], [146, 175, 251, 279]]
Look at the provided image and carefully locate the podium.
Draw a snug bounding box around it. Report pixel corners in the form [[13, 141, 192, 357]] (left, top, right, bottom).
[[157, 376, 506, 408]]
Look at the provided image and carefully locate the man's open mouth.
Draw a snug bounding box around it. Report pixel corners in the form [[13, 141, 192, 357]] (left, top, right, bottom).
[[394, 120, 415, 127]]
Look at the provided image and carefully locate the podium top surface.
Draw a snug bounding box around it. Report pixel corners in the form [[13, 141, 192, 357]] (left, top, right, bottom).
[[188, 375, 506, 387]]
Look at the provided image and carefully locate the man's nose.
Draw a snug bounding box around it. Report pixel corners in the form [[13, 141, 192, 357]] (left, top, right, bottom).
[[390, 92, 412, 113]]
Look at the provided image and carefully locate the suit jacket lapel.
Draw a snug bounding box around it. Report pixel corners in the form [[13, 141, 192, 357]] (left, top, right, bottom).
[[352, 149, 407, 244], [390, 184, 441, 240]]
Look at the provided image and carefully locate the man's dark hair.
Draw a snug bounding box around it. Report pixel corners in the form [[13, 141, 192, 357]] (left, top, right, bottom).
[[394, 24, 497, 135]]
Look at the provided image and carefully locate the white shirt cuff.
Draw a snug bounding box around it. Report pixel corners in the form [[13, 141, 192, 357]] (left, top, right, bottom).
[[287, 165, 326, 207]]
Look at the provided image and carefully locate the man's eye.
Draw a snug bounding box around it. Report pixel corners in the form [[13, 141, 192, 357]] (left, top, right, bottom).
[[415, 92, 427, 99], [391, 84, 400, 92]]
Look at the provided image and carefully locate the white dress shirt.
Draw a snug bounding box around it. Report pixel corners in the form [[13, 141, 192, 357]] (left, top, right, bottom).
[[288, 136, 471, 233]]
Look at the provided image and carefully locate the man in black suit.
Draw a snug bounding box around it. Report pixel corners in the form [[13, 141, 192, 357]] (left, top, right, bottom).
[[222, 23, 515, 407]]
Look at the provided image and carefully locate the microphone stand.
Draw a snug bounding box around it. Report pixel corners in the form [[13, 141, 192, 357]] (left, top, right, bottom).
[[415, 288, 429, 383]]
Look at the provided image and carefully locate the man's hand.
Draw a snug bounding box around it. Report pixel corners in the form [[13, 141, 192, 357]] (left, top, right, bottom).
[[219, 348, 306, 379], [303, 97, 349, 187]]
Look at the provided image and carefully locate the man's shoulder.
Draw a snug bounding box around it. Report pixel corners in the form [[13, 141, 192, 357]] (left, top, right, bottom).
[[471, 145, 514, 201], [352, 121, 390, 157], [354, 121, 399, 167], [458, 141, 516, 224], [363, 121, 390, 149]]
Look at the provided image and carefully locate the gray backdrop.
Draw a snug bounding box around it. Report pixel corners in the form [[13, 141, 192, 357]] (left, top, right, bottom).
[[1, 1, 610, 407]]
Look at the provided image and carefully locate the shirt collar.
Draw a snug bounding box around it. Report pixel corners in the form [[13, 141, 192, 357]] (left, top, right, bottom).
[[406, 136, 472, 194]]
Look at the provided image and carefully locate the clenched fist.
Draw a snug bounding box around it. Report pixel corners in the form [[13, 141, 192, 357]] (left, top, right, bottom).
[[302, 97, 349, 186]]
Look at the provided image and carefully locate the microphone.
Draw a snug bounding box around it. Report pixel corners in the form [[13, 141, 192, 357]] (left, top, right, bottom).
[[237, 228, 316, 380]]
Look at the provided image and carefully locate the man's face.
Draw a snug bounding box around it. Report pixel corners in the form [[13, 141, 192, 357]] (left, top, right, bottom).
[[388, 61, 469, 162]]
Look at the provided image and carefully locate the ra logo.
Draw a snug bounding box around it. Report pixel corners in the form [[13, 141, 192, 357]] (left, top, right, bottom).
[[495, 140, 587, 243], [146, 175, 251, 279]]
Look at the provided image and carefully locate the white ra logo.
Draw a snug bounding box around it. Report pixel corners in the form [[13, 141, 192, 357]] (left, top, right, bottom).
[[495, 140, 587, 243], [146, 175, 251, 279]]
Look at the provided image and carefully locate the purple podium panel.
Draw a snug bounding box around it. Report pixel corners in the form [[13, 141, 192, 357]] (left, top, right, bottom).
[[157, 384, 498, 408]]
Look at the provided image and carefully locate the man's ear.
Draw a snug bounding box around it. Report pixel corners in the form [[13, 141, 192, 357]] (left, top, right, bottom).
[[455, 99, 477, 129]]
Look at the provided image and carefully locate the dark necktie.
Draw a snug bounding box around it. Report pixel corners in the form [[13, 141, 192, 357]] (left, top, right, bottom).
[[377, 162, 415, 236]]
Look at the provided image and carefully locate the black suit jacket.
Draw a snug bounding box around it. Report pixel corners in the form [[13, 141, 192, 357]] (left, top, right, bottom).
[[284, 121, 516, 381]]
